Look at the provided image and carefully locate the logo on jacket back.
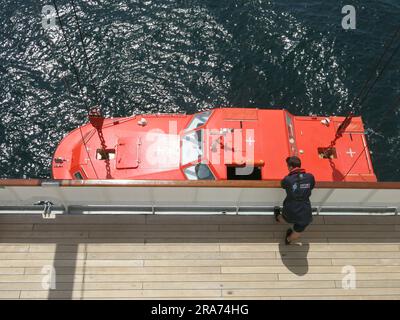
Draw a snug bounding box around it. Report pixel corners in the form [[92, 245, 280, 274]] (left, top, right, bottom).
[[292, 174, 311, 191]]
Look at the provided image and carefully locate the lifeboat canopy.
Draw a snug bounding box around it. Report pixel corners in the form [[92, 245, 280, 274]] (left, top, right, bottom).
[[52, 108, 377, 182]]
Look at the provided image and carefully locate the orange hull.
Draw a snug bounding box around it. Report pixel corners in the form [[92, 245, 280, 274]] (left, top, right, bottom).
[[52, 108, 377, 182]]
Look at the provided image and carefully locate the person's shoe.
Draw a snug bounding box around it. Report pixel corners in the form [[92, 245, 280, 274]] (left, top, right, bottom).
[[285, 228, 293, 245], [274, 207, 281, 222]]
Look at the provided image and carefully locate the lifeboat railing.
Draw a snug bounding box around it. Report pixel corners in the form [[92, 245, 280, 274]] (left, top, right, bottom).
[[0, 179, 399, 216]]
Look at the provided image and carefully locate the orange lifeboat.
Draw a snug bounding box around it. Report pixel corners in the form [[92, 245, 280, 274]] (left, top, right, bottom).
[[52, 108, 377, 182]]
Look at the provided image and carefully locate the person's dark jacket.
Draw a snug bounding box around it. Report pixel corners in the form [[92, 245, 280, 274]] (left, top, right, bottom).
[[281, 168, 315, 225]]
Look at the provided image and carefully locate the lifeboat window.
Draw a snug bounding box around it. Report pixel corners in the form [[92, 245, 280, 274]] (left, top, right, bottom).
[[96, 148, 116, 160], [182, 129, 203, 164], [184, 163, 215, 180], [227, 166, 262, 180], [186, 111, 212, 131], [74, 171, 84, 180], [318, 147, 337, 159]]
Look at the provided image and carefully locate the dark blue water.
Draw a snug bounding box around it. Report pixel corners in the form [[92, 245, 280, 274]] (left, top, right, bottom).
[[0, 0, 399, 180]]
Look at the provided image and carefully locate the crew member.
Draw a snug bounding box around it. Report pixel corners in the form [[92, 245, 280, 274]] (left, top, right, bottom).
[[274, 156, 315, 245]]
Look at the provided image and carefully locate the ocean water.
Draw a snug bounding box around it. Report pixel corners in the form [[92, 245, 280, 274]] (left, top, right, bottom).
[[0, 0, 399, 180]]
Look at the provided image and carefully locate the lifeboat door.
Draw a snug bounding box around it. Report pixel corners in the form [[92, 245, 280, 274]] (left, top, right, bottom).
[[223, 109, 258, 166], [222, 110, 262, 179], [116, 137, 141, 169]]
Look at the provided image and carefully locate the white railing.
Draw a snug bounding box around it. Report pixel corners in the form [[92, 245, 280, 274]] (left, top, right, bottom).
[[0, 180, 399, 215]]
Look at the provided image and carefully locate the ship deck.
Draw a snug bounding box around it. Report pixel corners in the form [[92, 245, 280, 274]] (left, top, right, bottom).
[[1, 213, 400, 300]]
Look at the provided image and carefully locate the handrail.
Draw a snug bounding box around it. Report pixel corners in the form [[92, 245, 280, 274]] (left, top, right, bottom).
[[1, 179, 400, 189]]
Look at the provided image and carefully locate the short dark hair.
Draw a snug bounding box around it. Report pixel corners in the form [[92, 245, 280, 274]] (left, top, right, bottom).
[[286, 156, 301, 168]]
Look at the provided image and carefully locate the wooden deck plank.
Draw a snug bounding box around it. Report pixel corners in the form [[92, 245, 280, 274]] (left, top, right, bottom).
[[323, 216, 397, 225], [145, 215, 326, 225], [331, 259, 400, 266], [0, 273, 279, 283], [86, 252, 277, 260], [0, 245, 30, 253], [88, 231, 275, 239], [220, 243, 400, 252], [0, 282, 143, 291], [222, 266, 400, 274], [145, 216, 277, 225], [335, 280, 400, 288], [145, 238, 314, 244], [281, 295, 400, 300], [143, 259, 332, 267], [0, 224, 34, 231], [0, 214, 399, 299], [0, 253, 82, 260], [24, 266, 222, 275], [278, 273, 400, 281], [276, 231, 400, 239], [0, 238, 146, 244], [29, 244, 221, 253], [0, 260, 145, 267], [20, 289, 222, 299], [0, 281, 338, 291], [0, 215, 146, 225], [222, 288, 400, 297], [0, 268, 25, 275], [0, 231, 89, 239], [0, 275, 85, 283], [33, 224, 220, 232], [142, 281, 336, 290], [220, 224, 397, 232], [284, 251, 400, 259], [0, 291, 20, 298]]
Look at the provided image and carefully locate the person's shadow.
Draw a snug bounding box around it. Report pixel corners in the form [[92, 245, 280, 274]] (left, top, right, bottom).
[[278, 242, 310, 276]]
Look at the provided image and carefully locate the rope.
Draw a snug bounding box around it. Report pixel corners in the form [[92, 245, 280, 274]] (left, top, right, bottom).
[[342, 94, 400, 180], [69, 0, 115, 178], [341, 144, 369, 180], [349, 25, 400, 112], [341, 25, 400, 180], [69, 0, 103, 108], [51, 0, 90, 111], [378, 95, 400, 127], [51, 0, 99, 179], [355, 38, 400, 110]]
